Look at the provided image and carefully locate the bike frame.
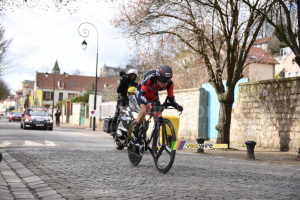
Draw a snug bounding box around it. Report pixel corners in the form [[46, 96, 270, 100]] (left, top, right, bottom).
[[142, 112, 170, 155]]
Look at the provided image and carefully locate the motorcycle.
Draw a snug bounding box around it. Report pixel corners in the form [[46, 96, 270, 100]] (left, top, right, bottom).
[[113, 87, 140, 150]]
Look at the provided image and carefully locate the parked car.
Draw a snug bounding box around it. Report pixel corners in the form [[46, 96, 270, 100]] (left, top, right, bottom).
[[8, 111, 23, 122], [20, 108, 53, 130], [0, 112, 4, 116]]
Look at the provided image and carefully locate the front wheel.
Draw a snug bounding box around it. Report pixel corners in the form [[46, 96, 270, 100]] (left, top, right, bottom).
[[152, 118, 176, 173]]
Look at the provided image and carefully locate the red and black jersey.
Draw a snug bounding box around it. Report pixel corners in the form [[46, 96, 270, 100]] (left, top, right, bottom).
[[136, 70, 174, 106]]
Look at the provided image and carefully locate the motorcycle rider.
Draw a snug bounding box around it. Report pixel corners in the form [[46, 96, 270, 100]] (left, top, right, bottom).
[[111, 69, 138, 135], [130, 64, 183, 144]]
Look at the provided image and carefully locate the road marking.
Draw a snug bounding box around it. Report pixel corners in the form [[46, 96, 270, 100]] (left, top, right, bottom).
[[0, 141, 12, 147], [24, 140, 44, 146], [45, 140, 56, 146]]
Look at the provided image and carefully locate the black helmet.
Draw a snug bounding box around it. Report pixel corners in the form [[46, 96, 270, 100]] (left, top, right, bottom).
[[156, 65, 173, 83]]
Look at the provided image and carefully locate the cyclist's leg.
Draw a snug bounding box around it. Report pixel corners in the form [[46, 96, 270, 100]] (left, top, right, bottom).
[[130, 93, 146, 143], [151, 97, 161, 123], [130, 104, 147, 143]]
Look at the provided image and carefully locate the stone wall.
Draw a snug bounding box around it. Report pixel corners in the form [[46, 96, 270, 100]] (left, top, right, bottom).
[[159, 88, 201, 140], [230, 77, 300, 151], [98, 88, 201, 140]]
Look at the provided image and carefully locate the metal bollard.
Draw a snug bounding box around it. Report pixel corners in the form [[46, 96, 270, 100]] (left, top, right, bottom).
[[0, 152, 2, 163], [245, 141, 256, 159], [196, 137, 205, 153]]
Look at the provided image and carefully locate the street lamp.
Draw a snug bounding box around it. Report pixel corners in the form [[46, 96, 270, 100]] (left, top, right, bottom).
[[45, 72, 56, 118], [78, 22, 99, 131]]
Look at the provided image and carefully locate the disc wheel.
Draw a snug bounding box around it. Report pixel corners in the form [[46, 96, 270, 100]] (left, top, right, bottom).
[[127, 120, 143, 166], [152, 118, 176, 173]]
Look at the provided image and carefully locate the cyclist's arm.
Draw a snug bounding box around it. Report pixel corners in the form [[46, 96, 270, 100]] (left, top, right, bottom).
[[166, 81, 183, 111], [167, 81, 174, 99], [137, 79, 152, 107]]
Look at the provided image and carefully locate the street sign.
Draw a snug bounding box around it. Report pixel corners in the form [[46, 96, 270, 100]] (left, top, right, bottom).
[[90, 110, 99, 118]]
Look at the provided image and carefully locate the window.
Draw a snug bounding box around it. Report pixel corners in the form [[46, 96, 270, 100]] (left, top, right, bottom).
[[58, 81, 64, 89], [43, 92, 53, 101], [296, 72, 299, 77], [72, 82, 75, 86], [29, 110, 48, 116], [59, 93, 63, 101], [288, 73, 291, 77]]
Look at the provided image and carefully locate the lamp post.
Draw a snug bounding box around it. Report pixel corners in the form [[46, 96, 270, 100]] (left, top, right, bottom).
[[78, 22, 99, 131], [45, 72, 55, 118]]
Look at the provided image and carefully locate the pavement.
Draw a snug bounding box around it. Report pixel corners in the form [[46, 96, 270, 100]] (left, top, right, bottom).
[[1, 122, 300, 199], [56, 122, 300, 166]]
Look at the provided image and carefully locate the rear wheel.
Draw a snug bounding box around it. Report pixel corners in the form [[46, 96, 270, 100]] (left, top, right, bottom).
[[127, 120, 143, 166], [48, 127, 53, 131], [152, 118, 176, 173]]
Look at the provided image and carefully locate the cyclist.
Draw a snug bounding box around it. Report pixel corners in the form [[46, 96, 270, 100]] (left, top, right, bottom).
[[111, 69, 138, 135], [130, 65, 183, 144]]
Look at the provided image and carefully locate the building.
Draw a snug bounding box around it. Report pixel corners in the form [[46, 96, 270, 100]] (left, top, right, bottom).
[[284, 52, 300, 78], [244, 47, 278, 82], [34, 61, 118, 109], [100, 64, 125, 78], [274, 47, 293, 77], [253, 35, 281, 54], [100, 63, 149, 78]]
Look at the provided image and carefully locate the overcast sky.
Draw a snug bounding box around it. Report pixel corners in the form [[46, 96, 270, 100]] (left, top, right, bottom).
[[1, 1, 130, 92]]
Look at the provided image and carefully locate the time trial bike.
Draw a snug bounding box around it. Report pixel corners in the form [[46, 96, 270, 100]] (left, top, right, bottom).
[[127, 102, 182, 173]]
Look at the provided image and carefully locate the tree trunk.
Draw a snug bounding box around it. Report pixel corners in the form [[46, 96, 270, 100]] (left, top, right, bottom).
[[216, 98, 234, 148], [295, 56, 300, 67]]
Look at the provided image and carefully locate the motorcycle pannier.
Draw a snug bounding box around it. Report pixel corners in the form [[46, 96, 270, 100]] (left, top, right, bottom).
[[103, 118, 112, 133]]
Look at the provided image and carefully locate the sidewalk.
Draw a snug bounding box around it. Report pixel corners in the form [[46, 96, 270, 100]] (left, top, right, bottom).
[[54, 122, 90, 129], [183, 144, 300, 166], [56, 123, 300, 166]]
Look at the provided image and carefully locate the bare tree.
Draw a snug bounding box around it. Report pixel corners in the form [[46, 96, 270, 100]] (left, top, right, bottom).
[[114, 0, 273, 146], [71, 69, 85, 76], [244, 0, 300, 66], [0, 23, 11, 76], [102, 84, 117, 102], [0, 0, 79, 13], [171, 48, 209, 89], [0, 78, 9, 100], [0, 0, 115, 13]]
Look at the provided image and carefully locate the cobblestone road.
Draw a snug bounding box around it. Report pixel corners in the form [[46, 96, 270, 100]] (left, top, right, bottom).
[[2, 146, 300, 199]]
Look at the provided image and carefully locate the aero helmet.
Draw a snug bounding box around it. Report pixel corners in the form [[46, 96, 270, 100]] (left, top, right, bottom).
[[156, 65, 173, 83]]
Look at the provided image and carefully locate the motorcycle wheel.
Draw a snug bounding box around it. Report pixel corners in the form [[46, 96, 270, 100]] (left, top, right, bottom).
[[114, 136, 125, 150]]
